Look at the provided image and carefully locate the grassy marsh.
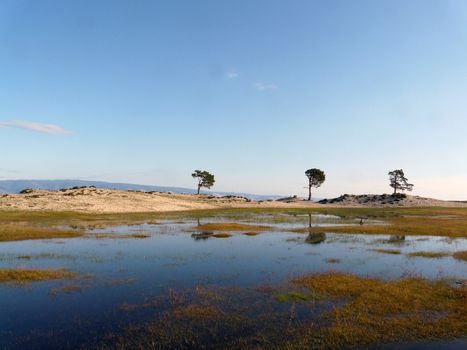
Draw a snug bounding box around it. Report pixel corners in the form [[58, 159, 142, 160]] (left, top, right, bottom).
[[90, 272, 467, 349], [211, 233, 232, 238], [1, 208, 466, 349], [453, 250, 467, 262], [243, 231, 260, 236], [275, 291, 310, 302], [1, 207, 467, 242], [0, 268, 76, 283], [92, 232, 151, 239], [296, 211, 467, 238], [0, 224, 83, 242], [370, 248, 401, 255], [293, 272, 467, 348], [408, 251, 450, 258], [195, 222, 271, 231]]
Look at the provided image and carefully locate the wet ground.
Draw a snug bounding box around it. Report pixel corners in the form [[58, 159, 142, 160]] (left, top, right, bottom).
[[0, 213, 466, 349]]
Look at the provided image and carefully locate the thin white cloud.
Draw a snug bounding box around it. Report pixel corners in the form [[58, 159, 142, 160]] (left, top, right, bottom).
[[0, 120, 71, 135], [253, 82, 278, 91], [226, 71, 239, 79], [0, 168, 19, 174]]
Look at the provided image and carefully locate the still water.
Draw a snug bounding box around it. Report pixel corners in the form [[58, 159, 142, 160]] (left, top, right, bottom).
[[1, 214, 466, 348]]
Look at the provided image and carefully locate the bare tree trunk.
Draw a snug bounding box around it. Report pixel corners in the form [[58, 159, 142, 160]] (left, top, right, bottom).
[[308, 185, 312, 201], [197, 184, 201, 195]]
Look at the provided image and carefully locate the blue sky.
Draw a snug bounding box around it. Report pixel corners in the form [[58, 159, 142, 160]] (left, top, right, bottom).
[[1, 0, 467, 199]]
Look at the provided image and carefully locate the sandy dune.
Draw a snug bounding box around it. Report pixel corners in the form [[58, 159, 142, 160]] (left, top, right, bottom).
[[0, 187, 465, 213], [0, 187, 318, 213]]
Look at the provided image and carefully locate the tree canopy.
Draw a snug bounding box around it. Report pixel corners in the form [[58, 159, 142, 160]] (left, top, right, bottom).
[[192, 170, 215, 194], [305, 168, 325, 201], [388, 169, 413, 195]]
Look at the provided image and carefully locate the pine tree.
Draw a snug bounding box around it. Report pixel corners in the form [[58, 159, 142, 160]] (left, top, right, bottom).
[[305, 168, 325, 201], [191, 170, 215, 194], [388, 169, 413, 195]]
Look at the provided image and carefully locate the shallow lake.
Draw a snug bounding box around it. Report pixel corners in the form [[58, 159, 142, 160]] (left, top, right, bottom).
[[1, 213, 466, 349]]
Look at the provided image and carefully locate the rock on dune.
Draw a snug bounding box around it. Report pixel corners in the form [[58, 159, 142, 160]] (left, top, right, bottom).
[[318, 194, 466, 207]]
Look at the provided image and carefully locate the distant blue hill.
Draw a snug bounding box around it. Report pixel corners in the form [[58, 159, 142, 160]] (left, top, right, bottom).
[[0, 179, 282, 201]]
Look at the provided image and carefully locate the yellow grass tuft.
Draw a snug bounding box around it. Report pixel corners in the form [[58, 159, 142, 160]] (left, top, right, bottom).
[[93, 233, 150, 239], [0, 268, 76, 283], [243, 231, 260, 236], [196, 223, 271, 231], [453, 250, 467, 262], [370, 248, 401, 255], [0, 224, 83, 242], [172, 305, 223, 320], [407, 251, 450, 258], [212, 233, 232, 238]]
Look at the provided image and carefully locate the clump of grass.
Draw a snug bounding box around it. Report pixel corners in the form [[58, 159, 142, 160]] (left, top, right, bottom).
[[407, 251, 449, 259], [127, 233, 150, 239], [119, 303, 139, 312], [196, 223, 271, 232], [453, 250, 467, 262], [0, 224, 83, 242], [293, 272, 467, 348], [212, 233, 232, 238], [92, 233, 150, 239], [0, 268, 76, 284], [243, 231, 259, 236], [370, 248, 401, 255], [108, 277, 138, 286], [275, 291, 310, 303], [173, 305, 223, 320], [49, 284, 82, 296]]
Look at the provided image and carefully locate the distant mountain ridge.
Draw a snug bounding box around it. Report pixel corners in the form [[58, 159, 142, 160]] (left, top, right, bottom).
[[0, 179, 281, 201]]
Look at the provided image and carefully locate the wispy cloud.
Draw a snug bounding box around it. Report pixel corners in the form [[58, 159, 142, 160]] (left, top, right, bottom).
[[226, 71, 239, 79], [253, 82, 278, 91], [0, 120, 71, 135], [0, 168, 19, 174]]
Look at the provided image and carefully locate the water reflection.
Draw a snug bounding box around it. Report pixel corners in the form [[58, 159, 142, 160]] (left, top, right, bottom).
[[191, 231, 213, 240], [388, 235, 406, 243], [305, 232, 326, 245]]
